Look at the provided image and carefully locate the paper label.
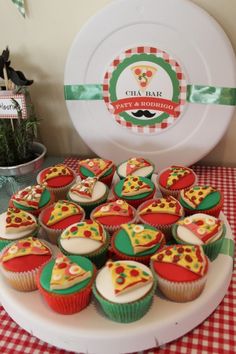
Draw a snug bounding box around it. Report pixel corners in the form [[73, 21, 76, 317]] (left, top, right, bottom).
[[103, 47, 186, 134], [0, 92, 27, 119]]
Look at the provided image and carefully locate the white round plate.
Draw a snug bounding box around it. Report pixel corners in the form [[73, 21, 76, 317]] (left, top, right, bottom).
[[0, 213, 233, 354], [64, 0, 235, 171]]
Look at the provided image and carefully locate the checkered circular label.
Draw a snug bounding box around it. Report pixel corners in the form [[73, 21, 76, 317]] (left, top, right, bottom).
[[103, 47, 186, 134]]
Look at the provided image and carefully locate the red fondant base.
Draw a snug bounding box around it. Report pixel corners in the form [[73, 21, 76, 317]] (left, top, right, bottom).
[[41, 206, 84, 230], [39, 168, 75, 188], [159, 169, 196, 190], [3, 254, 51, 273]]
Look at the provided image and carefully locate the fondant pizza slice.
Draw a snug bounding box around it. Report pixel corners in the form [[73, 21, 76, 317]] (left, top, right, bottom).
[[166, 166, 191, 187], [50, 253, 91, 290], [70, 177, 97, 199], [12, 184, 45, 209], [1, 237, 51, 262], [151, 245, 207, 276], [181, 186, 217, 208], [79, 158, 113, 178], [126, 157, 151, 176], [61, 220, 106, 243], [121, 224, 164, 254], [107, 260, 152, 295], [121, 176, 152, 196], [43, 164, 73, 183], [131, 65, 157, 90], [178, 216, 223, 243], [5, 207, 37, 233], [93, 200, 133, 218], [46, 200, 82, 226], [139, 196, 183, 216]]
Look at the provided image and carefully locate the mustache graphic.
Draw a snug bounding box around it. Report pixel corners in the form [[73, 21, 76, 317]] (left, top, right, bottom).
[[131, 110, 156, 118]]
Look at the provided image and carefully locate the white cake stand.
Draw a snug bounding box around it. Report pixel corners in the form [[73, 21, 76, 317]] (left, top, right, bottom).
[[0, 213, 233, 354]]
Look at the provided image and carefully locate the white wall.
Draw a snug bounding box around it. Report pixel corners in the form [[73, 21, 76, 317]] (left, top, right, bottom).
[[1, 0, 235, 165]]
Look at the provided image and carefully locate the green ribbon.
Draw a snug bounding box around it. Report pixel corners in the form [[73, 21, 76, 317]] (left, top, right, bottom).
[[11, 0, 25, 18], [64, 84, 236, 106], [219, 238, 235, 258]]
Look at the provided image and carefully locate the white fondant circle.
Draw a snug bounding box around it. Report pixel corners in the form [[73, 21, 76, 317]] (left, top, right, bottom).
[[0, 212, 37, 241], [68, 181, 106, 203]]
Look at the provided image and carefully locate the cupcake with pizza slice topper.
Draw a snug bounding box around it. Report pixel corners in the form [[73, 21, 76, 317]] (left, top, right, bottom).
[[117, 157, 155, 179], [172, 213, 226, 261], [92, 260, 156, 323], [78, 158, 115, 187], [9, 184, 55, 217], [36, 253, 96, 314], [179, 185, 224, 217], [113, 175, 156, 208], [39, 200, 85, 244], [157, 165, 197, 198], [0, 236, 53, 291], [67, 176, 109, 218], [111, 223, 166, 265], [37, 163, 76, 201], [0, 207, 38, 251], [58, 220, 110, 268], [150, 244, 209, 302], [137, 197, 184, 241], [90, 199, 137, 235]]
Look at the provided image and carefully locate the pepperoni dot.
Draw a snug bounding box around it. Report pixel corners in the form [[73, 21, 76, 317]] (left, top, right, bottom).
[[140, 82, 147, 87], [185, 255, 193, 263], [58, 262, 67, 269], [173, 255, 180, 263], [22, 242, 31, 247], [130, 269, 139, 277], [61, 206, 69, 212], [185, 248, 192, 253], [138, 181, 143, 186], [195, 220, 204, 226], [146, 208, 152, 213], [133, 177, 138, 182], [116, 266, 124, 274], [146, 70, 153, 77], [157, 254, 164, 261], [84, 230, 91, 238], [177, 247, 184, 253], [135, 68, 141, 75], [52, 168, 57, 172], [113, 205, 121, 212], [6, 217, 11, 223], [166, 250, 172, 256], [86, 220, 93, 224], [15, 217, 22, 223], [160, 203, 165, 208]]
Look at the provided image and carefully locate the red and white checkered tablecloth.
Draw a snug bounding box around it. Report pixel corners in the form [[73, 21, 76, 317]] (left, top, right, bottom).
[[0, 161, 235, 354]]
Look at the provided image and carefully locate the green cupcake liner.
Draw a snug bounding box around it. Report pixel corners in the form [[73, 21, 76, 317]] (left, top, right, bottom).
[[58, 231, 110, 269], [92, 280, 156, 323], [172, 224, 226, 261]]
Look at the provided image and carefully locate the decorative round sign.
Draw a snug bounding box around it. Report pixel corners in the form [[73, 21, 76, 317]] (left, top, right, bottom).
[[103, 46, 186, 134]]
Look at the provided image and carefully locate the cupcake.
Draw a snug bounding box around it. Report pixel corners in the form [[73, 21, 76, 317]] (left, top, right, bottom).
[[67, 177, 109, 218], [179, 185, 224, 217], [78, 158, 115, 187], [93, 260, 156, 323], [172, 213, 226, 261], [117, 157, 154, 179], [36, 253, 96, 314], [37, 164, 76, 200], [0, 207, 38, 251], [113, 175, 156, 208], [58, 220, 110, 268], [111, 223, 165, 264], [150, 244, 209, 302], [137, 197, 184, 241], [157, 165, 197, 198], [9, 184, 55, 217], [39, 200, 85, 244], [90, 199, 137, 235], [0, 236, 52, 291]]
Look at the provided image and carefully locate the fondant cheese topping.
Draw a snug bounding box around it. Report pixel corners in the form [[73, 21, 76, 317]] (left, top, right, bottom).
[[68, 180, 106, 202], [95, 260, 153, 303]]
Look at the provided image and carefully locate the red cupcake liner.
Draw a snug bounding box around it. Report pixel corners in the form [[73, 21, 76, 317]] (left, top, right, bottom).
[[112, 188, 156, 209], [36, 265, 96, 314]]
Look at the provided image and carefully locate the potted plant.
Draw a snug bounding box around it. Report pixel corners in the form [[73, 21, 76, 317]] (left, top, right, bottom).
[[0, 47, 46, 194]]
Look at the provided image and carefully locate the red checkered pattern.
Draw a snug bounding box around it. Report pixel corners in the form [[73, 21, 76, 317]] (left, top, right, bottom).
[[103, 46, 186, 134], [0, 161, 235, 354]]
